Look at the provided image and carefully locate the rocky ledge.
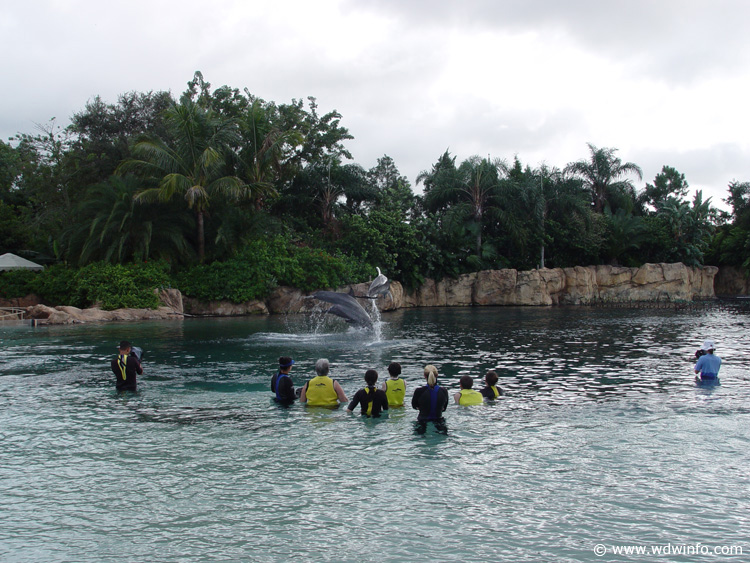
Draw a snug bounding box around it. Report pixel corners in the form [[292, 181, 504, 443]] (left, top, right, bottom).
[[14, 263, 723, 325]]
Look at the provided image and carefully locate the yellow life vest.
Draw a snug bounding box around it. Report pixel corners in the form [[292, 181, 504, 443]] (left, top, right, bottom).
[[117, 354, 128, 380], [459, 388, 483, 406], [385, 378, 406, 406], [305, 375, 339, 407], [365, 387, 375, 416], [489, 385, 500, 398]]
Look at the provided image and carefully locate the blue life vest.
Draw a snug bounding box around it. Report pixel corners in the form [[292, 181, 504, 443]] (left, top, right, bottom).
[[275, 372, 290, 401], [427, 384, 441, 420]]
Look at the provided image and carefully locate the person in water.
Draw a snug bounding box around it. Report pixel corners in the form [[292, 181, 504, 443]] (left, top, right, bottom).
[[480, 370, 504, 400], [111, 340, 143, 392], [694, 340, 722, 383], [270, 356, 296, 403], [382, 361, 406, 407], [300, 358, 348, 407], [411, 365, 449, 421], [346, 369, 389, 417], [454, 375, 484, 405]]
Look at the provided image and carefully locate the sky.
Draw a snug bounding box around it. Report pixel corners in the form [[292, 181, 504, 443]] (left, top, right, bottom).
[[2, 0, 749, 209]]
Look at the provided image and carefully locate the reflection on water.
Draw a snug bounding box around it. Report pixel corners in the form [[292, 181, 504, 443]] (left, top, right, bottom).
[[1, 305, 749, 562]]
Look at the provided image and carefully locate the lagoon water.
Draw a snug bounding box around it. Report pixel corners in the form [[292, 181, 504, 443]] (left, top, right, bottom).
[[1, 305, 749, 562]]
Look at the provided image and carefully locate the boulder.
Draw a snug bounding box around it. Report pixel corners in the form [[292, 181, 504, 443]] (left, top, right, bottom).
[[560, 266, 598, 304], [183, 298, 268, 316], [159, 288, 184, 313], [474, 270, 518, 306]]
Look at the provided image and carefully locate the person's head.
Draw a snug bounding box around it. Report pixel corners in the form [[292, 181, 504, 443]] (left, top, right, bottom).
[[118, 340, 131, 354], [424, 364, 438, 387], [315, 358, 330, 376], [279, 356, 294, 373], [485, 370, 499, 386], [702, 340, 715, 354], [365, 369, 378, 387], [388, 362, 401, 378], [459, 375, 474, 389]]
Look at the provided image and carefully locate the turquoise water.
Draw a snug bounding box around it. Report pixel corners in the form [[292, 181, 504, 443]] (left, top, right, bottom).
[[1, 306, 749, 562]]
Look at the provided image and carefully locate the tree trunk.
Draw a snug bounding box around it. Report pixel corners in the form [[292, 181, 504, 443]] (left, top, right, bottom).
[[197, 209, 205, 262]]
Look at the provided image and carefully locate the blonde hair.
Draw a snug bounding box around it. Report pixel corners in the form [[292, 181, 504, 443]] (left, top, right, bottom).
[[423, 364, 438, 387]]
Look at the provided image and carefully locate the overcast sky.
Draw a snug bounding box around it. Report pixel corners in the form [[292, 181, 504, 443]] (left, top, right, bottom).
[[2, 0, 749, 209]]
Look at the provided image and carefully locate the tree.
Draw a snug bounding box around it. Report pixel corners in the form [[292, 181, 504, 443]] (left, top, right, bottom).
[[637, 165, 689, 213], [419, 153, 507, 258], [564, 143, 642, 213], [117, 99, 249, 261], [63, 176, 193, 265]]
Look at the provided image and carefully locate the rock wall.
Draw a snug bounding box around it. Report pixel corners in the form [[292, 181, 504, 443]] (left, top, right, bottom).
[[20, 263, 719, 324], [398, 263, 718, 308], [714, 266, 750, 296]]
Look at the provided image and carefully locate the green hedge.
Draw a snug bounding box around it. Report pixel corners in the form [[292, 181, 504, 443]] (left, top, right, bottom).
[[175, 237, 370, 302], [0, 261, 171, 310]]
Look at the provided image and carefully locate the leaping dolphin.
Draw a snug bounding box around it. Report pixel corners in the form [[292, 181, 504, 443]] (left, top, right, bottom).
[[367, 267, 391, 298], [309, 290, 373, 329]]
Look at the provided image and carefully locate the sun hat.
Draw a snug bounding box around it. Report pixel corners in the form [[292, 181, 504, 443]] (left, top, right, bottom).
[[701, 340, 715, 351]]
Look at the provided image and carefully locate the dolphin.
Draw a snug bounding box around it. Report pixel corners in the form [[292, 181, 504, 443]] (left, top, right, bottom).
[[309, 290, 373, 328], [367, 267, 391, 298]]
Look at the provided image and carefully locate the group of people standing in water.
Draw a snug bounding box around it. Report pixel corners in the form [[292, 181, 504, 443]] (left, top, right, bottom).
[[270, 356, 504, 421]]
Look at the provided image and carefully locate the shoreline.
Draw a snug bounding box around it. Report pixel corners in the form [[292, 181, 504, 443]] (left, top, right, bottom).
[[5, 262, 740, 326]]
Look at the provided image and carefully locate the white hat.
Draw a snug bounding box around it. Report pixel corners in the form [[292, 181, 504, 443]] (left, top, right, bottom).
[[701, 340, 715, 351]]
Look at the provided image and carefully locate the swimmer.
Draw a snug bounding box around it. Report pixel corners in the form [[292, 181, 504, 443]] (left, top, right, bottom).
[[346, 369, 389, 417], [271, 356, 296, 403], [480, 370, 504, 400], [411, 365, 449, 421], [381, 361, 406, 407], [299, 358, 348, 407], [694, 340, 722, 383], [454, 375, 484, 405], [111, 340, 143, 392]]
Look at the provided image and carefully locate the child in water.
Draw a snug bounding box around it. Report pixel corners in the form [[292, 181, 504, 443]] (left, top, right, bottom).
[[454, 375, 484, 405], [382, 361, 406, 407], [346, 370, 390, 417], [480, 370, 504, 399]]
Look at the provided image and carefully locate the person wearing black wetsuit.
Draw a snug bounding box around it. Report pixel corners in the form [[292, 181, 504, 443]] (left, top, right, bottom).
[[271, 356, 296, 403], [111, 340, 143, 392], [346, 369, 389, 417], [411, 364, 449, 422]]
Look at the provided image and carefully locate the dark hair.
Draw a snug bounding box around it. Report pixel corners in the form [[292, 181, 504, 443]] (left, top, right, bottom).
[[279, 356, 294, 368], [118, 340, 131, 351], [485, 370, 498, 386], [365, 369, 378, 387], [459, 375, 474, 389], [387, 362, 402, 377]]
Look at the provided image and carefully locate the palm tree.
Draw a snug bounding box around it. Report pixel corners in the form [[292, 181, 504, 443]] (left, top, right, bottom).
[[63, 176, 193, 265], [236, 100, 303, 209], [564, 143, 643, 213], [419, 153, 507, 257], [117, 99, 249, 261]]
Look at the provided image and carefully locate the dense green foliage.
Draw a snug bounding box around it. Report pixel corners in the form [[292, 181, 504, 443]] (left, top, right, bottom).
[[1, 72, 747, 308], [0, 261, 170, 309]]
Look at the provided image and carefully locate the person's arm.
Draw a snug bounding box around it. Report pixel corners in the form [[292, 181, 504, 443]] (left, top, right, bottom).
[[381, 381, 387, 391], [454, 391, 461, 404], [441, 388, 449, 412], [694, 356, 703, 374], [133, 356, 143, 375], [299, 382, 309, 402], [381, 391, 389, 411], [346, 390, 360, 413], [334, 380, 348, 402], [411, 388, 421, 410]]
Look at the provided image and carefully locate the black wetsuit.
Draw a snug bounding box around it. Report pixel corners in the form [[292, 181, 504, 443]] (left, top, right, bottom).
[[111, 354, 143, 391], [411, 384, 449, 421], [271, 371, 295, 403], [481, 385, 504, 399], [347, 387, 389, 417]]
